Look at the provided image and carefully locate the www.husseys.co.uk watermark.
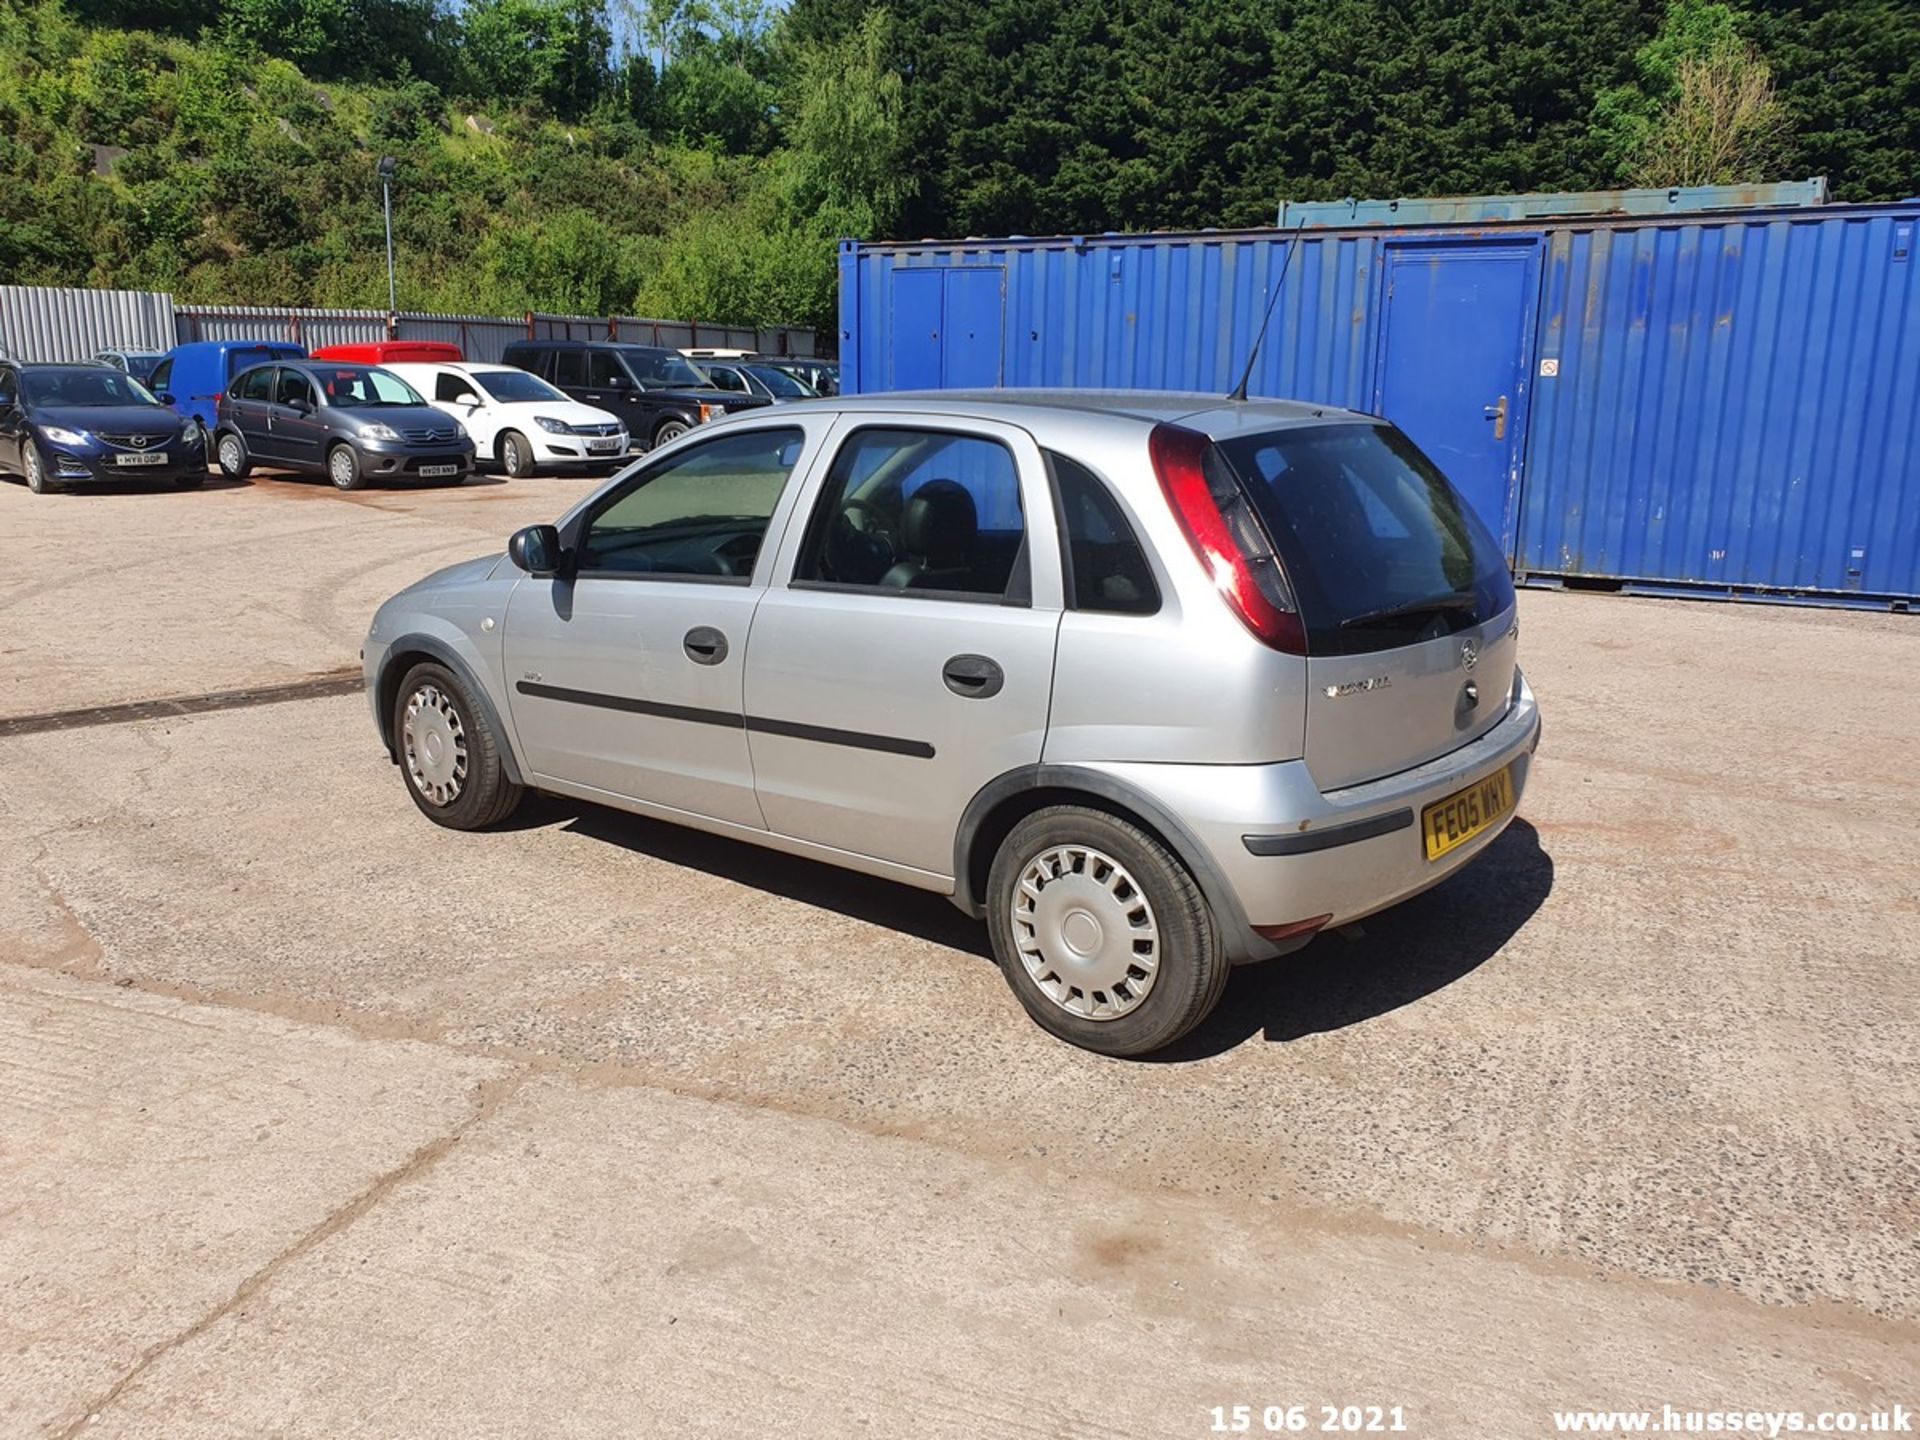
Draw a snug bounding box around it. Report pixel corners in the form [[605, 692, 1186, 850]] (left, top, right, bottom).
[[1550, 1406, 1913, 1435]]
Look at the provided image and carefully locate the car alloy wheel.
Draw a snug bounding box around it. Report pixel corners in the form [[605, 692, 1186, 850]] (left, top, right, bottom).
[[1009, 842, 1161, 1021], [218, 435, 244, 475], [654, 420, 688, 447], [502, 433, 527, 476], [401, 682, 468, 807], [24, 444, 50, 494]]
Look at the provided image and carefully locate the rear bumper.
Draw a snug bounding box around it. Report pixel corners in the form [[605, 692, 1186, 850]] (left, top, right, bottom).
[[1087, 671, 1543, 961]]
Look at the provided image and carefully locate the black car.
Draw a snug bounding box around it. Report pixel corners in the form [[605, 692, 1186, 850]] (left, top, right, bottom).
[[762, 358, 840, 397], [0, 361, 208, 494], [501, 340, 768, 451], [215, 361, 476, 491]]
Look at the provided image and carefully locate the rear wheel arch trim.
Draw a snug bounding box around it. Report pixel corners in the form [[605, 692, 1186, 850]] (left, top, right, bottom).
[[952, 764, 1260, 962], [376, 633, 525, 788]]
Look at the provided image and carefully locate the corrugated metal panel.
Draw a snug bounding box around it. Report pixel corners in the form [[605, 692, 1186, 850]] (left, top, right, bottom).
[[843, 200, 1920, 606], [394, 313, 528, 364], [1522, 209, 1920, 599], [175, 305, 388, 352], [1279, 178, 1829, 228], [0, 285, 176, 362]]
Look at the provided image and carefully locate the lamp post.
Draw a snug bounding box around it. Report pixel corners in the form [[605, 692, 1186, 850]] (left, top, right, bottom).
[[377, 155, 398, 315]]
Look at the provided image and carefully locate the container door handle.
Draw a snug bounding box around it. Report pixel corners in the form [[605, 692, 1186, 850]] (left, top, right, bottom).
[[683, 626, 728, 665], [942, 654, 1004, 698], [1483, 395, 1509, 441]]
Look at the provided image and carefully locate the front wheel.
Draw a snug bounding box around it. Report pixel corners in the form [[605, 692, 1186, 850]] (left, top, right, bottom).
[[986, 806, 1229, 1057], [651, 418, 690, 449], [499, 430, 533, 478], [23, 442, 57, 494], [391, 660, 522, 829], [327, 443, 365, 491]]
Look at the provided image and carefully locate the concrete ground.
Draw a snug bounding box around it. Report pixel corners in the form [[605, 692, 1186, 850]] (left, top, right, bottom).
[[2, 470, 1917, 1437]]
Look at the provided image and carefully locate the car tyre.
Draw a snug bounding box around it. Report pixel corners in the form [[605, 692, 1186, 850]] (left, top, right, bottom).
[[391, 660, 523, 830], [986, 805, 1229, 1058], [215, 431, 251, 480], [499, 430, 533, 478], [327, 442, 366, 491], [23, 441, 58, 494], [652, 418, 690, 448]]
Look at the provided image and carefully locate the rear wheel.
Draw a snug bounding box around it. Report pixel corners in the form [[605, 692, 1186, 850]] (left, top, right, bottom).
[[651, 418, 690, 448], [23, 442, 57, 494], [391, 660, 522, 829], [327, 443, 365, 491], [216, 431, 251, 480], [986, 806, 1229, 1057], [499, 430, 533, 477]]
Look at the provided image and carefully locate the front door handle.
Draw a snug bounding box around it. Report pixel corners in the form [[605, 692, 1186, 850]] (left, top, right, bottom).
[[1483, 394, 1509, 441], [683, 626, 728, 665], [942, 653, 1004, 698]]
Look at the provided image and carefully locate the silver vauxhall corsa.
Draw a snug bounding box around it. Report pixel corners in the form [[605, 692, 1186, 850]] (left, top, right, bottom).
[[362, 392, 1542, 1056]]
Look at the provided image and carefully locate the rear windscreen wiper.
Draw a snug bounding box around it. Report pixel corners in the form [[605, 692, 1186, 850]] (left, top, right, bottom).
[[1340, 592, 1478, 630]]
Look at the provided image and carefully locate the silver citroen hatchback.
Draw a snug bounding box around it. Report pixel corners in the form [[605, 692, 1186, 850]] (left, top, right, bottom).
[[362, 392, 1541, 1056]]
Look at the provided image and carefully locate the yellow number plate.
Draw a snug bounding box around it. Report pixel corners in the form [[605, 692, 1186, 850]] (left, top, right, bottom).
[[1421, 766, 1514, 861]]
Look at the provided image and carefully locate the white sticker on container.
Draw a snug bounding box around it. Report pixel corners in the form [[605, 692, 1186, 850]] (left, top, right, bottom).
[[1539, 357, 1561, 377]]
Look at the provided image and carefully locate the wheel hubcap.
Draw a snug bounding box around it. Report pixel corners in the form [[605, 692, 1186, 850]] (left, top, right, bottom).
[[1011, 844, 1160, 1021], [220, 438, 240, 470], [506, 439, 521, 470], [402, 684, 468, 806], [331, 451, 353, 485]]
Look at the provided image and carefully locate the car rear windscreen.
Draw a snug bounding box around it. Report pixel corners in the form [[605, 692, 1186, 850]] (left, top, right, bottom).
[[1213, 422, 1513, 656]]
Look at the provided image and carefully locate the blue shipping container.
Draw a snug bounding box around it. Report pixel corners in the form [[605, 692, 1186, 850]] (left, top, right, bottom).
[[838, 201, 1920, 606]]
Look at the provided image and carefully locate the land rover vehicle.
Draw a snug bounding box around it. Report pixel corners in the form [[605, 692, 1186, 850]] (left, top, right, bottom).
[[362, 392, 1540, 1056]]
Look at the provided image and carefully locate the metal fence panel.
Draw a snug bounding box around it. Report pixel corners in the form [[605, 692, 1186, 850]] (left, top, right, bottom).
[[174, 305, 389, 352], [0, 285, 177, 362]]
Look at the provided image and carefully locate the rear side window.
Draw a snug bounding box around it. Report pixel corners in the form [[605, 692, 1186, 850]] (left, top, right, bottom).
[[232, 367, 272, 401], [1048, 452, 1159, 615], [795, 427, 1027, 602], [1214, 423, 1513, 655]]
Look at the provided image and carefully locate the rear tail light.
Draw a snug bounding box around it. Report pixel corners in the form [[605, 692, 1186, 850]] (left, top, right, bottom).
[[1148, 423, 1306, 654]]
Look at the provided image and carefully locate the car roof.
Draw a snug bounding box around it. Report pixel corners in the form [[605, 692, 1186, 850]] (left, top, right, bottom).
[[507, 339, 671, 354], [746, 389, 1374, 436]]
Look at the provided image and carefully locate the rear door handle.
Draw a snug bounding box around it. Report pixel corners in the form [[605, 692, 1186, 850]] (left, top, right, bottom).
[[683, 626, 728, 665], [942, 654, 1004, 698], [1483, 394, 1509, 441]]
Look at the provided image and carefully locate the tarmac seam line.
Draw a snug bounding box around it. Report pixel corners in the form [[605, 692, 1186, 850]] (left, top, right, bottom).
[[49, 1066, 529, 1439]]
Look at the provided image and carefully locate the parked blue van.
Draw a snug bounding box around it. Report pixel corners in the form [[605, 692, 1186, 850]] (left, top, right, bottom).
[[149, 340, 306, 431]]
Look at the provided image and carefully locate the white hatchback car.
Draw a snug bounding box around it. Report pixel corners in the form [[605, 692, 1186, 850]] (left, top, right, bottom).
[[386, 362, 629, 477]]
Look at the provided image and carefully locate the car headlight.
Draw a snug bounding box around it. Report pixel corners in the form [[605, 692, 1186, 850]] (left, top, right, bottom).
[[451, 420, 469, 440], [41, 426, 87, 446], [532, 416, 572, 434], [362, 423, 400, 441], [180, 418, 203, 446], [697, 405, 716, 423]]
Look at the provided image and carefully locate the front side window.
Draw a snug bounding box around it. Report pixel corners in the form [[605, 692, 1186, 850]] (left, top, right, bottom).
[[745, 364, 812, 398], [587, 351, 633, 389], [578, 427, 805, 580], [275, 368, 315, 408], [311, 366, 424, 408], [1049, 452, 1159, 615], [434, 372, 474, 403], [795, 427, 1027, 600], [703, 366, 748, 393], [148, 359, 172, 393], [626, 349, 706, 388]]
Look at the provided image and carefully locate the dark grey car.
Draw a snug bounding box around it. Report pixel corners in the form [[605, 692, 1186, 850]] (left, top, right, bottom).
[[214, 361, 476, 490]]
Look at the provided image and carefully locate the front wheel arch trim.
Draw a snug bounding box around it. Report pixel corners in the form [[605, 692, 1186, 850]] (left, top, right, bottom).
[[376, 633, 526, 788]]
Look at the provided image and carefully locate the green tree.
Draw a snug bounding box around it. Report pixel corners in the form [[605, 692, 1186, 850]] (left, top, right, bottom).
[[458, 0, 614, 117], [780, 7, 911, 236]]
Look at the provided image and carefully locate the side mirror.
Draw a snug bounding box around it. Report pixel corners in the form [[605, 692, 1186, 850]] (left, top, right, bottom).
[[157, 392, 175, 406], [455, 393, 481, 407], [508, 523, 563, 578]]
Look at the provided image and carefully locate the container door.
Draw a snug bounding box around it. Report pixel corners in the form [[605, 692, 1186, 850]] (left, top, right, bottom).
[[942, 268, 1004, 387], [1373, 240, 1541, 553], [890, 270, 944, 389]]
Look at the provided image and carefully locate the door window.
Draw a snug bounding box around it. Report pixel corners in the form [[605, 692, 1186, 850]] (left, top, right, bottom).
[[275, 369, 315, 409], [704, 366, 748, 393], [232, 366, 273, 402], [148, 359, 172, 394], [1048, 452, 1159, 615], [435, 372, 474, 403], [587, 351, 630, 389], [577, 427, 805, 581], [552, 349, 586, 386], [794, 427, 1027, 601]]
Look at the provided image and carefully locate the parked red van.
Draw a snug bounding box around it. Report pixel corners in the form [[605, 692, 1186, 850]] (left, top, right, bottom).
[[310, 341, 464, 365]]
